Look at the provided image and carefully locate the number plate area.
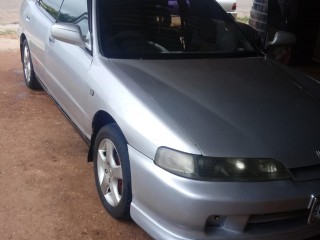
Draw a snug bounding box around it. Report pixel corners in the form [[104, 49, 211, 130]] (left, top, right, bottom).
[[308, 195, 320, 224]]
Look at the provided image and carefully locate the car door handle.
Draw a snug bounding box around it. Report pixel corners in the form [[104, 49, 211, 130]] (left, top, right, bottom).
[[49, 36, 55, 44], [26, 14, 31, 21]]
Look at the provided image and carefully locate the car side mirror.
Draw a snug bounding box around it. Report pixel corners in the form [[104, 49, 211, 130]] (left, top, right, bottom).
[[266, 31, 296, 65], [267, 31, 296, 48], [51, 23, 85, 46]]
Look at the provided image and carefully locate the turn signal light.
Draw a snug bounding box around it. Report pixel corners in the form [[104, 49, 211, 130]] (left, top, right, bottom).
[[232, 3, 237, 10]]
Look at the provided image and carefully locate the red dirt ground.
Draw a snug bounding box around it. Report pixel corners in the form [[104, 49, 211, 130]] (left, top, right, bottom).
[[0, 50, 152, 240]]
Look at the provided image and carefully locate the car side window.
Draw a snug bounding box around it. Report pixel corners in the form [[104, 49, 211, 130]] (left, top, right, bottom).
[[57, 0, 89, 38], [38, 0, 63, 20]]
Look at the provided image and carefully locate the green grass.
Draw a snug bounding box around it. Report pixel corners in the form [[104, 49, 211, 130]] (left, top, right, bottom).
[[0, 29, 17, 36], [236, 16, 250, 24]]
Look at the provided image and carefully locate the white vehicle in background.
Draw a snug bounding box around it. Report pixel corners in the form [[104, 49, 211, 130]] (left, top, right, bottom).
[[217, 0, 237, 18]]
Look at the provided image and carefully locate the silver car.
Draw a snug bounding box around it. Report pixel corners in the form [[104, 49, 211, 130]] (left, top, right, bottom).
[[19, 0, 320, 239], [217, 0, 237, 18]]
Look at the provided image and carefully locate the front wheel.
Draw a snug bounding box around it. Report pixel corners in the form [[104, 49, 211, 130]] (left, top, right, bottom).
[[93, 123, 132, 219], [22, 39, 41, 90]]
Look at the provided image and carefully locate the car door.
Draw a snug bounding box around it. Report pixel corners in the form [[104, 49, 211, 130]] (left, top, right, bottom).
[[22, 0, 63, 82], [44, 0, 93, 137]]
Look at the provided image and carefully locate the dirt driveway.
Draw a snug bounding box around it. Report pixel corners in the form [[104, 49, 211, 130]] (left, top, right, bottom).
[[0, 43, 151, 239]]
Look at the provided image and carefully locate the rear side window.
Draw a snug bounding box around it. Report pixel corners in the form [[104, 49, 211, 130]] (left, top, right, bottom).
[[39, 0, 63, 19], [57, 0, 89, 38]]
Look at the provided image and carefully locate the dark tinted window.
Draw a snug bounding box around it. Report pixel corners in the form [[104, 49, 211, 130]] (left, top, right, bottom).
[[39, 0, 63, 19], [57, 0, 89, 37], [98, 0, 255, 59]]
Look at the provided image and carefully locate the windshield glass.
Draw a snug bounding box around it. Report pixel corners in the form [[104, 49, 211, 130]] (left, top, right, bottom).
[[98, 0, 256, 59]]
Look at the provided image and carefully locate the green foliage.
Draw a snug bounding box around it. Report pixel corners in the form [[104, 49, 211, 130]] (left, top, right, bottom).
[[237, 16, 249, 24], [40, 3, 59, 19], [0, 29, 17, 36]]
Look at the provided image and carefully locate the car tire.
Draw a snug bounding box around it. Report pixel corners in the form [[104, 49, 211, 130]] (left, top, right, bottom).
[[93, 123, 132, 219], [22, 39, 42, 90]]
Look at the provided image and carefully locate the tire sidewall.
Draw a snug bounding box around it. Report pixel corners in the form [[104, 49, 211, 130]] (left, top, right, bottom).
[[93, 124, 132, 219], [22, 39, 41, 90]]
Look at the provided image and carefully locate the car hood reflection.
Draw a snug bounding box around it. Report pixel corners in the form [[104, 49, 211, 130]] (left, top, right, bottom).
[[110, 57, 320, 169]]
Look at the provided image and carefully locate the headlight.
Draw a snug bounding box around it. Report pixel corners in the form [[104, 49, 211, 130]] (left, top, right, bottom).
[[155, 147, 291, 181]]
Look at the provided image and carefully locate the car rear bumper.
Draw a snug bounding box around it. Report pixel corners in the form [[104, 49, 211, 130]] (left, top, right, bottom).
[[129, 146, 320, 240], [228, 11, 237, 19]]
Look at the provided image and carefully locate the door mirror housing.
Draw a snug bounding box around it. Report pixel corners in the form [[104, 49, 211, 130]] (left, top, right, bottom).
[[51, 23, 85, 46], [267, 31, 296, 48], [266, 31, 296, 64]]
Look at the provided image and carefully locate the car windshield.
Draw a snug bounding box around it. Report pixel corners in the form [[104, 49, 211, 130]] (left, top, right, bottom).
[[98, 0, 257, 59]]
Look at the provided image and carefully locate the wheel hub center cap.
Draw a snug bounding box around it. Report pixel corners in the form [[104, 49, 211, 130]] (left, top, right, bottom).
[[105, 168, 113, 176]]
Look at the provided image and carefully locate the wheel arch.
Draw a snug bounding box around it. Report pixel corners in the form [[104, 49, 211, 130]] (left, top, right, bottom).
[[88, 110, 126, 162]]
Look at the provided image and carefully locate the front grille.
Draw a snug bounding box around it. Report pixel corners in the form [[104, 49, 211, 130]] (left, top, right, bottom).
[[244, 209, 319, 237], [289, 164, 320, 181], [247, 209, 309, 226]]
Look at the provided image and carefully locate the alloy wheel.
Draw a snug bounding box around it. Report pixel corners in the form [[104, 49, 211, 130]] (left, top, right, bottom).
[[97, 138, 123, 207], [23, 45, 31, 83]]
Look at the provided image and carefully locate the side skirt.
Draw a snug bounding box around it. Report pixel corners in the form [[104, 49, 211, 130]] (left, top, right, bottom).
[[36, 76, 91, 147]]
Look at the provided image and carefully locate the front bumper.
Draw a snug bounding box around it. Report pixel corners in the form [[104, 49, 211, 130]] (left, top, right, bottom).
[[129, 146, 320, 240]]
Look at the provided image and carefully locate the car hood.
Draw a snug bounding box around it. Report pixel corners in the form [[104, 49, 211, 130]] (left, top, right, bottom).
[[110, 57, 320, 169]]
